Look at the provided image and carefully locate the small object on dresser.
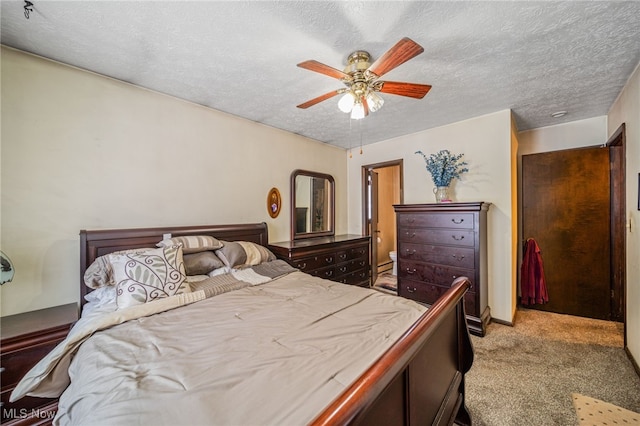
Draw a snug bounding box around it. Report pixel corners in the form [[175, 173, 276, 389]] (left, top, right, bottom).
[[1, 303, 78, 425]]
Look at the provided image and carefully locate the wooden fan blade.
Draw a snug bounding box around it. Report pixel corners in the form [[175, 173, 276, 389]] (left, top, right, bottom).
[[368, 37, 424, 78], [297, 60, 351, 80], [296, 90, 341, 109], [361, 97, 370, 116], [378, 81, 432, 99]]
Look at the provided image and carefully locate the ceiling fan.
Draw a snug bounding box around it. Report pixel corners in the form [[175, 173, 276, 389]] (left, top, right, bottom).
[[296, 37, 431, 120]]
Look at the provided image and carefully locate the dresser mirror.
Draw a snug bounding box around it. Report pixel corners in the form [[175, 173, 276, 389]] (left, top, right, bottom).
[[291, 170, 335, 240]]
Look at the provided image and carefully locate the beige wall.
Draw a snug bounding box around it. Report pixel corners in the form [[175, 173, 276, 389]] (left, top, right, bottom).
[[0, 47, 347, 316], [346, 110, 517, 323], [608, 62, 640, 364]]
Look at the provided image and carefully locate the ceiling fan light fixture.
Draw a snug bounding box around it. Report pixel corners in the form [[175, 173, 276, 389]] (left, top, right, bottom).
[[338, 92, 355, 113], [351, 101, 365, 120], [366, 91, 384, 113]]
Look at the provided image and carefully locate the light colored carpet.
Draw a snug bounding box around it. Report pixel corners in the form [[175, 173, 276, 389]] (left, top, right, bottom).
[[465, 308, 640, 425], [572, 393, 640, 425]]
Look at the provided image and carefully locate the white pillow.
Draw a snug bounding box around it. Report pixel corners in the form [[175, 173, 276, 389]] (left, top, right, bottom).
[[110, 245, 189, 309]]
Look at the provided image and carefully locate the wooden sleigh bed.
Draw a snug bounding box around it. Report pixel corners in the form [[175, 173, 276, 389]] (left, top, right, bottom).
[[17, 222, 473, 425]]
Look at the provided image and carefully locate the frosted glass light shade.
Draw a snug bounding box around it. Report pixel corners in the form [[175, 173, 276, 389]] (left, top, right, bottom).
[[366, 91, 384, 112], [351, 102, 365, 120], [338, 93, 355, 113]]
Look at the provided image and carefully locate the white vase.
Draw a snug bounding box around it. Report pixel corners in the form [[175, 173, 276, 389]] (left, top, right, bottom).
[[433, 186, 450, 203]]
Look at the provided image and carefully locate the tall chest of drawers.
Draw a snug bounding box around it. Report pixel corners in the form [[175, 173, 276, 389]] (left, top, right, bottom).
[[268, 235, 370, 287], [394, 202, 490, 336]]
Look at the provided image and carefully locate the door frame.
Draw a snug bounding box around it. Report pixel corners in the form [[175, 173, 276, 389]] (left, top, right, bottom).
[[361, 159, 404, 283], [606, 123, 626, 329]]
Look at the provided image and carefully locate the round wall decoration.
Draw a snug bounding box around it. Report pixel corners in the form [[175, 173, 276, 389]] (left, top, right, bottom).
[[267, 187, 281, 218]]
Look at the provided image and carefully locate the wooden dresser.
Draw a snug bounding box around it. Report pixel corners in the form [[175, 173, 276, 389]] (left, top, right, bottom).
[[1, 303, 78, 425], [268, 235, 370, 287], [394, 202, 490, 336]]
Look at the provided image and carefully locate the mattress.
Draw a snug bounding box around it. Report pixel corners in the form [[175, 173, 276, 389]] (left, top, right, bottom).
[[15, 267, 426, 425]]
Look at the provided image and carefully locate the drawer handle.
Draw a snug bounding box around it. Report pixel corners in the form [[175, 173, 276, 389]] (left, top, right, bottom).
[[452, 218, 464, 224], [325, 270, 334, 277], [325, 257, 334, 264], [339, 266, 347, 273], [452, 254, 465, 261], [339, 253, 347, 260], [404, 249, 417, 255], [407, 218, 415, 223], [406, 286, 417, 293], [451, 235, 465, 241], [358, 261, 365, 267], [406, 268, 417, 275], [297, 262, 307, 269], [405, 231, 416, 238]]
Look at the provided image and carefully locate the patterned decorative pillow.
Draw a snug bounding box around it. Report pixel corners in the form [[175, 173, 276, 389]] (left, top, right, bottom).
[[156, 235, 223, 254], [183, 251, 225, 275], [215, 241, 275, 268], [110, 245, 189, 309], [84, 248, 153, 289]]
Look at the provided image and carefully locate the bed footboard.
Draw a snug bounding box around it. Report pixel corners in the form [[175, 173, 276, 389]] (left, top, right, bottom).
[[311, 277, 473, 426]]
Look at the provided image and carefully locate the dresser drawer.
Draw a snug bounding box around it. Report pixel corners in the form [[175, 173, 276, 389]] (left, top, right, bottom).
[[399, 278, 478, 315], [347, 245, 368, 260], [398, 213, 474, 229], [309, 265, 337, 280], [398, 242, 475, 269], [1, 340, 62, 389], [291, 253, 336, 272], [340, 269, 370, 287], [398, 228, 475, 247], [398, 260, 475, 290]]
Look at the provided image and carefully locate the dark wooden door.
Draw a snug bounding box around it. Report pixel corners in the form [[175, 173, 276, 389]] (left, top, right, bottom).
[[522, 146, 611, 320]]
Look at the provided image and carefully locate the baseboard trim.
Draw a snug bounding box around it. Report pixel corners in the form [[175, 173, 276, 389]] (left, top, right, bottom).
[[490, 317, 514, 327], [625, 347, 640, 378]]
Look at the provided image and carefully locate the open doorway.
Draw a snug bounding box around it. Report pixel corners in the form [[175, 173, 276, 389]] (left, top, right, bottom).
[[362, 160, 403, 287]]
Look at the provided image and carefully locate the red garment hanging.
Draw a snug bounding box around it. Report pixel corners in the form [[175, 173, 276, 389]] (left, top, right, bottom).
[[520, 238, 549, 305]]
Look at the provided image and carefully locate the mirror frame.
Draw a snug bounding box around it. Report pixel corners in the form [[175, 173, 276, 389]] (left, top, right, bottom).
[[290, 169, 335, 240]]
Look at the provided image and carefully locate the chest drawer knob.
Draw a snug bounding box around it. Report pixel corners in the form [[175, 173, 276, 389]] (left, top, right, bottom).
[[452, 218, 465, 224], [296, 262, 307, 270], [404, 249, 417, 256], [406, 286, 417, 293], [452, 235, 465, 241], [404, 231, 416, 238], [339, 253, 347, 260], [324, 270, 334, 277], [452, 254, 465, 261], [405, 268, 417, 275], [339, 266, 347, 273], [325, 257, 334, 264]]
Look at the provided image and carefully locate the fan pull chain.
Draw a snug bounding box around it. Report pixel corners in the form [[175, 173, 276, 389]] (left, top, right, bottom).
[[359, 119, 363, 155]]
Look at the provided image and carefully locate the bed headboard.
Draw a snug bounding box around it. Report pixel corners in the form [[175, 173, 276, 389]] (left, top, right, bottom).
[[79, 222, 269, 305]]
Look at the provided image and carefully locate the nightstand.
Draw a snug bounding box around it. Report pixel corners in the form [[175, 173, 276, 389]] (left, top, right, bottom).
[[1, 303, 78, 425]]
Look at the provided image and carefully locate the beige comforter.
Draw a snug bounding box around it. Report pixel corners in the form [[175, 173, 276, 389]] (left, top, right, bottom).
[[15, 267, 426, 425]]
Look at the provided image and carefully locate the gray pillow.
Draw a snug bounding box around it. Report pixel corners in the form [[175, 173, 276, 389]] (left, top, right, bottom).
[[157, 235, 223, 254], [183, 251, 225, 275], [215, 241, 275, 268]]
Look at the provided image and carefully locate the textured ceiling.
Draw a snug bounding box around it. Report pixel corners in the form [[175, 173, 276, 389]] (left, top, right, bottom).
[[2, 1, 639, 149]]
